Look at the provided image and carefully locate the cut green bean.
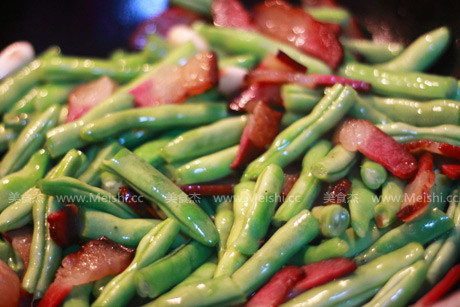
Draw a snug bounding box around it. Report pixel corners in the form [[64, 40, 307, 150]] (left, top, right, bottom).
[[141, 34, 171, 63], [374, 176, 405, 228], [218, 54, 258, 69], [281, 84, 322, 114], [349, 183, 379, 237], [361, 157, 387, 190], [62, 283, 93, 307], [340, 222, 389, 258], [33, 83, 77, 112], [305, 7, 350, 27], [8, 87, 38, 114], [214, 201, 234, 260], [312, 205, 350, 238], [0, 124, 17, 153], [341, 38, 404, 64], [133, 130, 184, 167], [296, 237, 350, 265], [312, 144, 358, 182], [428, 173, 451, 211], [348, 95, 393, 125]]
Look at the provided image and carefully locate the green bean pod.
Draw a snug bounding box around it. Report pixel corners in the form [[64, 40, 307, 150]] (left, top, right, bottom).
[[274, 140, 332, 225], [373, 176, 405, 228], [427, 174, 451, 211], [312, 205, 350, 238], [134, 240, 212, 298], [377, 122, 460, 146], [360, 157, 387, 190], [0, 238, 24, 275], [81, 103, 228, 143], [3, 112, 34, 131], [356, 208, 454, 264], [0, 149, 49, 212], [282, 242, 424, 307], [81, 210, 160, 247], [376, 27, 450, 72], [133, 130, 184, 167], [0, 105, 60, 176], [33, 83, 77, 112], [341, 38, 403, 64], [340, 62, 457, 99], [312, 144, 358, 182], [174, 145, 238, 185], [0, 124, 17, 153], [218, 54, 258, 69], [305, 7, 350, 27], [100, 171, 124, 195], [170, 261, 217, 291], [193, 23, 332, 74], [335, 288, 381, 307], [92, 275, 114, 298], [141, 34, 171, 63], [214, 201, 234, 260], [349, 184, 379, 237], [102, 148, 219, 246], [348, 95, 393, 125], [243, 84, 356, 181], [93, 218, 180, 307], [424, 235, 446, 267], [7, 87, 38, 114], [233, 164, 284, 256], [340, 222, 389, 258], [281, 84, 322, 114], [364, 259, 427, 307], [62, 283, 93, 307], [232, 209, 320, 296], [292, 237, 349, 265], [281, 112, 304, 127], [160, 116, 246, 163]]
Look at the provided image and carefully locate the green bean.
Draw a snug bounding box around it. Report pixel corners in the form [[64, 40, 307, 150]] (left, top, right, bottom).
[[376, 27, 450, 72], [174, 145, 238, 185], [62, 283, 92, 307], [100, 171, 124, 195], [377, 122, 460, 146], [102, 148, 219, 246], [348, 95, 393, 125], [38, 176, 137, 218], [78, 142, 123, 186], [218, 54, 258, 69], [92, 275, 114, 298], [364, 260, 427, 307], [171, 261, 217, 291], [374, 176, 405, 228], [160, 116, 245, 163], [281, 112, 304, 127], [360, 157, 387, 190], [243, 84, 356, 181], [110, 50, 146, 67], [349, 183, 379, 237], [193, 23, 332, 74], [341, 38, 404, 64], [428, 173, 452, 211], [0, 46, 59, 114], [93, 219, 180, 307], [0, 105, 60, 176], [356, 208, 454, 264], [141, 34, 171, 63], [133, 130, 184, 167], [424, 235, 446, 266], [171, 0, 213, 16], [281, 84, 322, 114], [8, 87, 38, 114], [339, 62, 458, 99], [335, 287, 381, 307], [363, 95, 460, 126], [134, 240, 212, 298], [47, 149, 87, 180], [33, 83, 77, 112], [116, 129, 156, 149], [312, 144, 358, 182], [214, 248, 248, 278], [305, 7, 350, 27], [274, 140, 332, 225], [0, 124, 17, 153], [296, 237, 350, 265], [81, 103, 228, 143], [22, 188, 47, 293], [3, 112, 34, 131], [58, 105, 69, 124], [340, 222, 389, 258], [0, 149, 49, 212], [81, 210, 160, 246], [426, 189, 460, 286], [44, 42, 197, 158], [282, 242, 424, 307], [312, 205, 350, 238], [0, 238, 24, 275], [232, 209, 320, 296], [233, 164, 284, 256], [214, 201, 234, 260]]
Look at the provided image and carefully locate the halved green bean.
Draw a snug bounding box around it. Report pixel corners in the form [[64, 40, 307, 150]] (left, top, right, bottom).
[[81, 103, 228, 143], [374, 176, 405, 228], [312, 205, 350, 238], [232, 209, 320, 296], [377, 122, 460, 146], [281, 84, 322, 114], [340, 221, 389, 258], [0, 149, 49, 212], [293, 237, 349, 265], [361, 157, 387, 190], [305, 6, 350, 27], [81, 210, 160, 246], [38, 176, 137, 219], [341, 38, 403, 64], [174, 145, 238, 185], [218, 54, 258, 69], [356, 208, 454, 264], [339, 62, 457, 99], [93, 219, 180, 307], [282, 242, 424, 307], [364, 259, 427, 307], [33, 83, 77, 112], [376, 27, 450, 72], [193, 23, 332, 74], [102, 148, 219, 246], [0, 105, 60, 176], [348, 95, 393, 125], [349, 183, 379, 237], [215, 201, 234, 260], [62, 283, 92, 307], [243, 84, 356, 180], [134, 240, 212, 298], [312, 144, 358, 182], [232, 164, 284, 256], [273, 140, 332, 225], [160, 116, 245, 163]]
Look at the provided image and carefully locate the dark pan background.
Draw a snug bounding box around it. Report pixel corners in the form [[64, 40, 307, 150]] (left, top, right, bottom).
[[0, 0, 459, 77]]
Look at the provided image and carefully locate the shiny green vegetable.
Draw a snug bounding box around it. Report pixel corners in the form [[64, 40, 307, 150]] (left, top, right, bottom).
[[3, 112, 34, 131], [356, 208, 454, 263], [312, 205, 350, 238], [0, 124, 17, 153], [7, 87, 38, 114], [348, 95, 392, 125], [340, 222, 389, 258], [341, 38, 403, 64], [339, 62, 457, 99], [361, 157, 387, 190], [428, 174, 451, 211], [62, 283, 93, 307], [312, 144, 358, 182], [101, 148, 219, 246], [373, 176, 405, 228], [0, 105, 60, 176], [214, 201, 234, 260], [174, 145, 238, 185], [243, 84, 356, 181], [273, 140, 332, 225], [33, 83, 76, 112], [133, 130, 183, 167], [292, 237, 350, 265], [141, 34, 171, 63], [282, 242, 424, 307], [281, 84, 322, 114], [281, 112, 304, 127], [171, 262, 217, 290], [305, 7, 350, 27], [376, 27, 450, 72], [349, 183, 379, 237], [0, 238, 24, 274], [232, 209, 320, 296], [218, 54, 258, 69]]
